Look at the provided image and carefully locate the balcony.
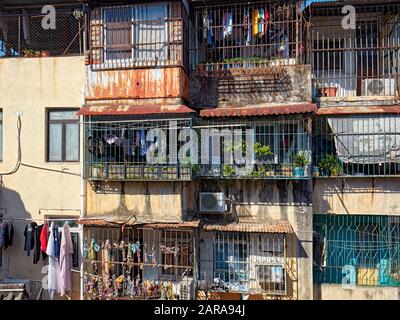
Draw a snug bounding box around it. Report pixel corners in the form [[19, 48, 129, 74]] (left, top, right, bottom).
[[0, 6, 85, 58], [84, 116, 194, 182], [310, 2, 400, 103], [89, 2, 188, 71], [195, 116, 312, 180], [313, 114, 400, 178]]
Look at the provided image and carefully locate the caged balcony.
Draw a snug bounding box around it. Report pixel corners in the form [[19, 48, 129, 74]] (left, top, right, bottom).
[[309, 3, 400, 101], [84, 116, 194, 182], [313, 114, 400, 178], [195, 116, 312, 180], [189, 0, 304, 78], [89, 1, 189, 71], [0, 6, 85, 58]]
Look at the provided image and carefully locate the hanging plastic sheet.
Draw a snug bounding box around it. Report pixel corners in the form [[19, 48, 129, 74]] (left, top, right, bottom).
[[327, 116, 400, 164]]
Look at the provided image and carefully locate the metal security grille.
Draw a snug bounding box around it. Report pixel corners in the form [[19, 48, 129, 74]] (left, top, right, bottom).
[[89, 1, 188, 70], [313, 115, 400, 177], [309, 3, 400, 98], [314, 215, 400, 287], [195, 116, 312, 179], [0, 8, 85, 58], [189, 0, 304, 75], [83, 226, 195, 300], [210, 232, 286, 295], [84, 116, 193, 181]]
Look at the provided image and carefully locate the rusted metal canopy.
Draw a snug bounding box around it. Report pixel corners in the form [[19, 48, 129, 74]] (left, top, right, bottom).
[[317, 105, 400, 115], [78, 218, 200, 229], [199, 103, 317, 118], [202, 221, 293, 234], [77, 104, 196, 116]]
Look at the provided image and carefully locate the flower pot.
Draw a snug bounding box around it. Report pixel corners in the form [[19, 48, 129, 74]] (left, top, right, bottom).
[[293, 167, 305, 178], [324, 87, 337, 97], [41, 51, 50, 57], [312, 166, 320, 178]]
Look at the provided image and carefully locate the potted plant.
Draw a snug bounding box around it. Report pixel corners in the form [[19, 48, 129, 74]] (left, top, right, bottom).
[[319, 155, 342, 177], [312, 166, 320, 178], [223, 164, 236, 177], [293, 152, 309, 178], [92, 164, 105, 179], [324, 86, 337, 97]]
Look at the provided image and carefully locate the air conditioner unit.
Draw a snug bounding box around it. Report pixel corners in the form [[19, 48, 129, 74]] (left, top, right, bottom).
[[362, 78, 396, 96], [199, 192, 226, 213]]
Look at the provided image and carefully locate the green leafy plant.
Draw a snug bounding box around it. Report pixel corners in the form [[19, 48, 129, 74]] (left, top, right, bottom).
[[191, 164, 200, 174], [294, 152, 309, 168], [223, 164, 236, 177], [254, 142, 274, 159], [319, 155, 342, 176]]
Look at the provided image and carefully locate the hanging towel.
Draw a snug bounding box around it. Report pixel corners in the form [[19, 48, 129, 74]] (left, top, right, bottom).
[[139, 129, 147, 157], [4, 222, 14, 249], [40, 222, 49, 254], [207, 15, 214, 46], [259, 9, 265, 35], [53, 224, 60, 260], [33, 224, 42, 264], [223, 12, 233, 38], [252, 9, 259, 37], [24, 222, 36, 257], [264, 8, 270, 35], [244, 9, 251, 45], [202, 10, 208, 40], [60, 222, 73, 296]]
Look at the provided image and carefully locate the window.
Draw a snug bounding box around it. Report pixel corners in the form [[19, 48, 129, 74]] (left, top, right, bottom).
[[47, 217, 80, 269], [103, 3, 169, 65], [47, 110, 79, 162], [0, 111, 3, 161], [313, 39, 345, 71]]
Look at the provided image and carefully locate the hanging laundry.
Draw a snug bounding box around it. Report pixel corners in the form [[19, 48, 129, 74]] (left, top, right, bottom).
[[207, 15, 214, 46], [33, 224, 43, 264], [3, 222, 14, 249], [40, 222, 49, 259], [60, 222, 73, 296], [202, 10, 208, 40], [53, 224, 60, 260], [264, 8, 270, 35], [222, 12, 233, 38], [139, 129, 147, 157], [252, 9, 259, 37], [46, 222, 62, 300], [24, 222, 37, 257], [244, 9, 252, 45], [259, 8, 265, 36], [0, 222, 3, 268]]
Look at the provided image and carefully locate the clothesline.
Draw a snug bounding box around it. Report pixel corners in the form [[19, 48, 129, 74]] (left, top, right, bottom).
[[1, 217, 80, 222]]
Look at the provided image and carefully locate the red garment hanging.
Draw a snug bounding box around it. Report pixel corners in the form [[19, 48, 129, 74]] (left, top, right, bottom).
[[40, 222, 49, 253]]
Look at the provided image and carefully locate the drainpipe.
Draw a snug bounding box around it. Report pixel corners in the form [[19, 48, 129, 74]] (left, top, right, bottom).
[[79, 114, 86, 300]]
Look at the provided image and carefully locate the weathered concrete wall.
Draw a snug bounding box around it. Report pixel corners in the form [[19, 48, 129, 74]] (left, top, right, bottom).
[[190, 65, 312, 108], [313, 178, 400, 216], [314, 284, 400, 300], [0, 56, 85, 299], [86, 67, 189, 101], [86, 178, 313, 299]]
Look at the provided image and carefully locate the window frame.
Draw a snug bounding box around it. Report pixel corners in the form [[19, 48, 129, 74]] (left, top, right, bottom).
[[46, 109, 80, 163], [101, 3, 170, 67]]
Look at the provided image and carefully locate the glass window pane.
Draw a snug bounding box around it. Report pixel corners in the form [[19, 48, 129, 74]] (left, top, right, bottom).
[[49, 110, 78, 121], [49, 123, 62, 161], [66, 123, 79, 161]]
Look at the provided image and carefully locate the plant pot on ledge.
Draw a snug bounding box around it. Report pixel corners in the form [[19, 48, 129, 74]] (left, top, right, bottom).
[[324, 86, 337, 97]]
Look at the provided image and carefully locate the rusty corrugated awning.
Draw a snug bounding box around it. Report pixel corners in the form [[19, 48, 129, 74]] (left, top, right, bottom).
[[202, 221, 293, 234], [317, 105, 400, 115], [199, 103, 317, 118], [77, 104, 196, 116], [78, 218, 200, 229]]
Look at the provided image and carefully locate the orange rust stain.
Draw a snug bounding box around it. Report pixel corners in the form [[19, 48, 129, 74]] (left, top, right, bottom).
[[87, 67, 187, 101]]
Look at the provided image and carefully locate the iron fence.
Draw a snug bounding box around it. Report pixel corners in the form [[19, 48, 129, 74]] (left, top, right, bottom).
[[199, 232, 287, 295], [314, 214, 400, 287], [189, 0, 304, 76], [309, 3, 400, 98], [0, 8, 85, 58], [84, 116, 193, 181], [313, 114, 400, 177], [83, 226, 195, 300], [89, 1, 188, 71], [195, 116, 312, 180]]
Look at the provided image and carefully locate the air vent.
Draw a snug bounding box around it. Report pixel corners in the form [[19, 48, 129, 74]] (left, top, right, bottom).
[[362, 78, 395, 96]]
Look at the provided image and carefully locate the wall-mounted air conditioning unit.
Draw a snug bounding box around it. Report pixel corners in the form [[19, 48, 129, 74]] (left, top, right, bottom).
[[199, 192, 226, 213], [362, 78, 396, 96]]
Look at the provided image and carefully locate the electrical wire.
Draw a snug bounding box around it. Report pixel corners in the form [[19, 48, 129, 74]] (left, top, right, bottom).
[[0, 114, 22, 176]]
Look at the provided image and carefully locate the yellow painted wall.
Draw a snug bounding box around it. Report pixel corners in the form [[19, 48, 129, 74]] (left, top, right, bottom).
[[0, 56, 85, 299]]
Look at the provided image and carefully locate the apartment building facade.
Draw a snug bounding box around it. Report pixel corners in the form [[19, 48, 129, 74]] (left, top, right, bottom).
[[0, 0, 399, 301]]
